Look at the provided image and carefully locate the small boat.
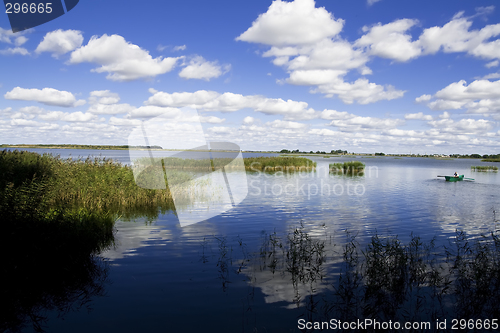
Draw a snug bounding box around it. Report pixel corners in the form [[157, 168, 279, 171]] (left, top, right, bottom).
[[444, 175, 464, 182]]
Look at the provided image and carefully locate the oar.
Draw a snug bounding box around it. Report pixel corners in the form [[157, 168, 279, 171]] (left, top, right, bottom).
[[464, 177, 475, 181], [437, 175, 446, 177]]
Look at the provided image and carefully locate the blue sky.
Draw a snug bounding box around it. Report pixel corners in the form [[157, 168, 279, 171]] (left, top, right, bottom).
[[1, 0, 500, 154]]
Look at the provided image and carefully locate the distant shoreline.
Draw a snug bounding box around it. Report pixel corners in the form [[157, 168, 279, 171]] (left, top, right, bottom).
[[0, 144, 277, 154], [1, 144, 499, 160]]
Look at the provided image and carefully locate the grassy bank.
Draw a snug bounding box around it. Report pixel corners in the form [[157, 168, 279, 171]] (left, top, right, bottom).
[[482, 159, 500, 162]]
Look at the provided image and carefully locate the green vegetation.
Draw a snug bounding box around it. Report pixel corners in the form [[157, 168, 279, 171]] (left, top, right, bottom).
[[2, 152, 315, 226], [134, 156, 216, 171], [329, 161, 365, 175], [245, 156, 316, 171], [1, 144, 162, 150], [482, 158, 500, 162], [449, 154, 500, 160], [0, 150, 227, 331], [279, 148, 348, 155], [0, 150, 175, 221], [0, 150, 125, 332], [471, 165, 499, 171], [134, 156, 316, 172]]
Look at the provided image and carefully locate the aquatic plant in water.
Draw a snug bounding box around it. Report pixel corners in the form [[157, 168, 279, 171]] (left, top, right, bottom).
[[471, 165, 498, 171], [203, 224, 500, 329], [133, 156, 316, 172], [329, 161, 365, 175], [245, 156, 316, 171]]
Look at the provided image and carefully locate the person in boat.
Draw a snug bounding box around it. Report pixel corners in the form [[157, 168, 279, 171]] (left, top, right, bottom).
[[454, 172, 458, 177]]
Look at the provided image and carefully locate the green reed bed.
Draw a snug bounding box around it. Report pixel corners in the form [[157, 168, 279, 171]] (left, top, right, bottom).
[[245, 156, 316, 171], [134, 156, 316, 171], [134, 156, 216, 171], [135, 156, 317, 172], [47, 157, 174, 214], [481, 158, 500, 162], [471, 165, 498, 171], [329, 161, 365, 175], [0, 150, 176, 221], [0, 150, 124, 331], [1, 150, 182, 331]]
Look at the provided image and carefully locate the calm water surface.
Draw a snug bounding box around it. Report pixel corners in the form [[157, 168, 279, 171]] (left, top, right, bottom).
[[4, 148, 279, 164], [13, 150, 500, 332]]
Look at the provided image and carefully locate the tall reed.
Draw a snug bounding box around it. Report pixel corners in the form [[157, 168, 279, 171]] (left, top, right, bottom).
[[471, 165, 498, 171], [330, 161, 365, 175], [0, 150, 118, 332], [135, 156, 317, 172], [245, 156, 316, 171]]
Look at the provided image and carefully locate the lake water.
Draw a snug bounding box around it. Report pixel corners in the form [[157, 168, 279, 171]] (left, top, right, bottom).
[[8, 149, 500, 332]]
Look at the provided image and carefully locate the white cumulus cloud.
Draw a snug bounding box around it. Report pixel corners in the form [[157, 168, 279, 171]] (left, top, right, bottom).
[[4, 87, 86, 107], [35, 29, 84, 57], [421, 79, 500, 114], [0, 27, 29, 47], [243, 116, 255, 124], [179, 56, 230, 81], [313, 78, 405, 104], [0, 47, 29, 55], [418, 14, 500, 59], [236, 0, 344, 46], [199, 116, 225, 124], [85, 90, 134, 115], [145, 89, 220, 107], [38, 111, 96, 122], [237, 2, 500, 105], [355, 19, 422, 62], [329, 116, 404, 131], [236, 0, 404, 104], [69, 34, 182, 81], [404, 112, 433, 120], [88, 90, 120, 105]]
